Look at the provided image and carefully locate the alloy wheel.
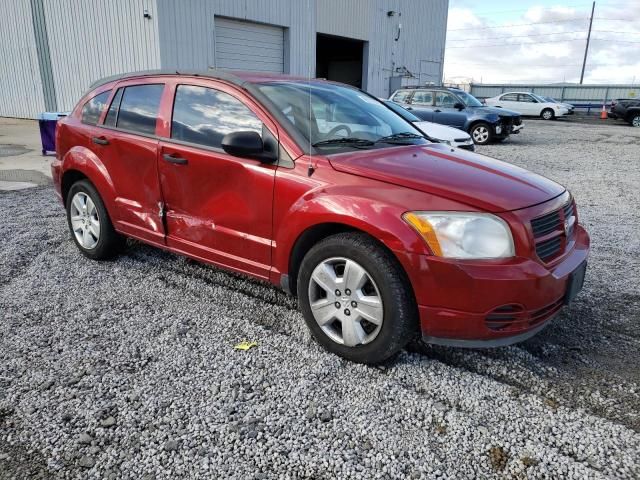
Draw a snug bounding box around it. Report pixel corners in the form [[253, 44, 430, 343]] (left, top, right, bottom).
[[472, 126, 489, 144], [307, 257, 383, 347], [542, 109, 553, 120], [632, 115, 640, 127], [70, 192, 100, 249]]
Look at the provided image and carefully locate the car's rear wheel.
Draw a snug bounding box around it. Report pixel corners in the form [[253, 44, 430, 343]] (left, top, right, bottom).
[[631, 114, 640, 127], [541, 108, 554, 120], [470, 122, 492, 145], [297, 232, 417, 364], [66, 179, 124, 260]]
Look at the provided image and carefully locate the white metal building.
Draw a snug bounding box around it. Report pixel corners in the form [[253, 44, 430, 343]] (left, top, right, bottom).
[[1, 0, 449, 119]]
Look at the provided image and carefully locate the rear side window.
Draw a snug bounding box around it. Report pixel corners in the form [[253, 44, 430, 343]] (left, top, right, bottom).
[[103, 88, 123, 127], [171, 85, 262, 149], [392, 90, 412, 103], [412, 91, 433, 105], [81, 91, 111, 125], [116, 84, 164, 135]]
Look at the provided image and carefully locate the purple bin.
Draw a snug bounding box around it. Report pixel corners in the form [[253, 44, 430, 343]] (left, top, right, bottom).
[[38, 112, 69, 155]]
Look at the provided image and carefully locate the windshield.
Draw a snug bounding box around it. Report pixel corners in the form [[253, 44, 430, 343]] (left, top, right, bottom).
[[532, 94, 549, 103], [256, 81, 428, 151], [382, 100, 421, 122], [454, 91, 483, 107]]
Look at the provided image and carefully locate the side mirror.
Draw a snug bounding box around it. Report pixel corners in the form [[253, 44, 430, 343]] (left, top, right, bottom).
[[221, 131, 276, 163], [454, 102, 465, 110]]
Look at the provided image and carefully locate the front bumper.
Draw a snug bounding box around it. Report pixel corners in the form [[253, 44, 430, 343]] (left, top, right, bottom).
[[395, 224, 590, 347]]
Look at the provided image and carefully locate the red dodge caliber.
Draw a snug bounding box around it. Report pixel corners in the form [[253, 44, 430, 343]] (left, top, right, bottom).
[[52, 70, 589, 364]]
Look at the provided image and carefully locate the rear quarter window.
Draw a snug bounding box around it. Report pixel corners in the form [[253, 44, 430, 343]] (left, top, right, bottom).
[[81, 91, 111, 125], [116, 84, 164, 135]]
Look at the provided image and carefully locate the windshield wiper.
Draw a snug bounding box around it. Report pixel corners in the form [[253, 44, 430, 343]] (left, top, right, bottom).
[[375, 132, 424, 144], [312, 137, 375, 148]]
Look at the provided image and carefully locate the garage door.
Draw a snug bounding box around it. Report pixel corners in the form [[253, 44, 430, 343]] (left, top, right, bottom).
[[214, 17, 284, 73]]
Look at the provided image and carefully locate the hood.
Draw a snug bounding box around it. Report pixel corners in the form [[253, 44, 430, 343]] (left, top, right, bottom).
[[327, 144, 565, 212], [470, 105, 521, 117], [413, 121, 470, 142]]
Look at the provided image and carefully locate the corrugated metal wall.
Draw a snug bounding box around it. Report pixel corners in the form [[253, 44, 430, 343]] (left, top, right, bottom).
[[156, 0, 316, 76], [0, 1, 46, 118], [43, 0, 161, 112], [1, 0, 448, 118], [471, 84, 640, 105]]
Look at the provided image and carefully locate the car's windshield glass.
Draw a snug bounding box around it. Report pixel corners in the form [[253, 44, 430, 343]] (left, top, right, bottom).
[[532, 94, 548, 103], [256, 81, 428, 151], [382, 100, 421, 122], [454, 91, 483, 107]]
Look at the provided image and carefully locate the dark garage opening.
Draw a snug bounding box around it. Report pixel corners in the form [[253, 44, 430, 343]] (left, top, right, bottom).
[[316, 33, 365, 89]]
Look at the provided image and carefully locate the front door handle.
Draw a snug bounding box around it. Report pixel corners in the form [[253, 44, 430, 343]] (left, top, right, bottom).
[[434, 109, 442, 113], [163, 153, 188, 165], [92, 136, 109, 145]]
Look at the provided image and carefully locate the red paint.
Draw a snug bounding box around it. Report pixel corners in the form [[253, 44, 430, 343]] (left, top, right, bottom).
[[52, 72, 590, 345]]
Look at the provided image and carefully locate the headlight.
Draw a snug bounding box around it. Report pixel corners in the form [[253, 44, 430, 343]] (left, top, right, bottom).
[[403, 212, 515, 259], [495, 125, 502, 134]]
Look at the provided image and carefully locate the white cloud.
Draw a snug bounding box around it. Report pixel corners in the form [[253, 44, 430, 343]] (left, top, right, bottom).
[[444, 1, 640, 84]]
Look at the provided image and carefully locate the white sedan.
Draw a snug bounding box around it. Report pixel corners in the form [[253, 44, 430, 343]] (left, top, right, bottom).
[[382, 100, 475, 150], [484, 92, 569, 120]]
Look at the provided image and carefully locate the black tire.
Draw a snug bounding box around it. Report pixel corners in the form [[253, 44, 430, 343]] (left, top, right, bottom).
[[470, 122, 493, 145], [66, 179, 125, 260], [541, 108, 554, 120], [630, 114, 640, 127], [297, 232, 418, 364]]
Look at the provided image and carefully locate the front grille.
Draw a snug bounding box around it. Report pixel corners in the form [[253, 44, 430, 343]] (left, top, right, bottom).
[[485, 298, 563, 332], [530, 199, 576, 263]]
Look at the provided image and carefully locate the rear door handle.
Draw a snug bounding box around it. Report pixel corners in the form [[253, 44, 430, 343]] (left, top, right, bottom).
[[163, 153, 188, 165], [92, 136, 109, 145]]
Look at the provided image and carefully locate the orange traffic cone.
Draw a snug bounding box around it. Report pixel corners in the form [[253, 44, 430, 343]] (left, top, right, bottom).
[[600, 104, 607, 119]]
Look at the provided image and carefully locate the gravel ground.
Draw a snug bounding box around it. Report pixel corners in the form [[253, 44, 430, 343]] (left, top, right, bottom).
[[1, 120, 639, 479]]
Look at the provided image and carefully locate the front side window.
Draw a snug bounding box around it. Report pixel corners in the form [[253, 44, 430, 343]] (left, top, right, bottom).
[[171, 85, 262, 149], [435, 92, 457, 107], [81, 91, 111, 125], [116, 84, 164, 135], [257, 81, 427, 151], [412, 91, 433, 105], [501, 93, 518, 101], [519, 94, 536, 103], [392, 90, 412, 103]]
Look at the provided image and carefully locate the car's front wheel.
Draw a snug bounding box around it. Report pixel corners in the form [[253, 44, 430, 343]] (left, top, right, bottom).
[[297, 232, 417, 364], [66, 179, 124, 259], [630, 114, 640, 127], [541, 108, 554, 120], [470, 122, 493, 145]]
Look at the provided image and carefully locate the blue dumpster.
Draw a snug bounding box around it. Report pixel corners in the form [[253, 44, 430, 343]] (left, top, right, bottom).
[[38, 112, 69, 155]]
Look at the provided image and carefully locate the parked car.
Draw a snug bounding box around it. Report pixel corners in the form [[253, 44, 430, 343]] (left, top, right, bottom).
[[539, 96, 575, 115], [608, 98, 640, 127], [382, 100, 475, 151], [485, 92, 570, 120], [390, 87, 523, 145], [52, 71, 589, 364]]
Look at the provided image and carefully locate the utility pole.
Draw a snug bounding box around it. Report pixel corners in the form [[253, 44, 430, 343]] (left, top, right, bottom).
[[580, 1, 595, 84]]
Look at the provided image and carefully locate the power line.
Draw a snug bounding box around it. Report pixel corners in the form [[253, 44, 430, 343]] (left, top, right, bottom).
[[447, 30, 591, 42], [446, 37, 640, 49], [449, 18, 590, 31]]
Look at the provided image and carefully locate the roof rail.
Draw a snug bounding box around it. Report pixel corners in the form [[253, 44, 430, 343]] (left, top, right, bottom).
[[87, 69, 247, 91]]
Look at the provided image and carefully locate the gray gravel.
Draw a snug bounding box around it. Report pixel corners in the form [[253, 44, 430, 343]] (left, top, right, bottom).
[[1, 120, 639, 479]]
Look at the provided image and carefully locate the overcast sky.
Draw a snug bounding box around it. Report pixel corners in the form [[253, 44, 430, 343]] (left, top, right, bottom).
[[444, 0, 640, 84]]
